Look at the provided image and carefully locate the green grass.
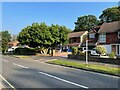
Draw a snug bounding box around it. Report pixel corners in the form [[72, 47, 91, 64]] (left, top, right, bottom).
[[47, 60, 119, 76]]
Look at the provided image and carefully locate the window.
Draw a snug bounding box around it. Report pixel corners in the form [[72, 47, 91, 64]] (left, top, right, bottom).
[[118, 32, 120, 39], [89, 33, 95, 38], [99, 33, 106, 43]]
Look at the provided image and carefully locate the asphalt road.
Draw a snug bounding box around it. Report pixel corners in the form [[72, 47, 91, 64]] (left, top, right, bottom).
[[0, 55, 119, 89]]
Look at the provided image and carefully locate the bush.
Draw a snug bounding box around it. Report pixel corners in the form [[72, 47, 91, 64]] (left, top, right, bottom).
[[13, 48, 36, 55], [77, 51, 85, 56], [71, 46, 78, 55], [96, 45, 106, 55], [108, 52, 116, 59]]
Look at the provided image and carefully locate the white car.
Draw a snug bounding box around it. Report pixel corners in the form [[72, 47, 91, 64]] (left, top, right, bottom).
[[90, 49, 99, 56], [8, 46, 18, 52], [82, 49, 99, 56]]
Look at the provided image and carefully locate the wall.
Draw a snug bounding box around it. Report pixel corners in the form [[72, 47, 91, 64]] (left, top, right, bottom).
[[102, 45, 111, 54]]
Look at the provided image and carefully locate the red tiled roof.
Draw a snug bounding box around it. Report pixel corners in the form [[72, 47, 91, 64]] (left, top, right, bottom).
[[98, 21, 120, 33], [68, 31, 87, 38]]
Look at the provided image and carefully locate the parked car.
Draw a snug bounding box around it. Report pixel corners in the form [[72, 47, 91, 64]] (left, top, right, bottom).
[[90, 49, 99, 56], [82, 48, 99, 56], [7, 46, 18, 52]]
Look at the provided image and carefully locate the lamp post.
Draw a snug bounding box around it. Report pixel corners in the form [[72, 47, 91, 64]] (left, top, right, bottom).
[[86, 35, 88, 64]]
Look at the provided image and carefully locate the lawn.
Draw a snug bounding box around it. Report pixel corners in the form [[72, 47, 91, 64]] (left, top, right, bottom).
[[47, 60, 119, 76]]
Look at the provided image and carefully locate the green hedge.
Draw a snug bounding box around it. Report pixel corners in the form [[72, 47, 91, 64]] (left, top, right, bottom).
[[13, 48, 36, 55]]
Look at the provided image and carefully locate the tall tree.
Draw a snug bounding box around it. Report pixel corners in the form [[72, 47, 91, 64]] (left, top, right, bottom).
[[0, 31, 11, 53], [59, 25, 71, 45], [99, 6, 120, 23], [17, 22, 51, 48], [74, 15, 99, 32]]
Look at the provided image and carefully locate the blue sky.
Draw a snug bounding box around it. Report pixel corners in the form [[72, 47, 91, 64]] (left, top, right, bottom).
[[2, 2, 118, 34]]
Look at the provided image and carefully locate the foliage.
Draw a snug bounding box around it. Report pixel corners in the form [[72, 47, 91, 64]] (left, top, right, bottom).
[[74, 15, 100, 32], [108, 52, 116, 59], [13, 47, 36, 55], [77, 51, 86, 56], [17, 22, 71, 50], [71, 46, 78, 55], [99, 6, 120, 23], [0, 31, 11, 53], [96, 45, 106, 55], [48, 60, 119, 76]]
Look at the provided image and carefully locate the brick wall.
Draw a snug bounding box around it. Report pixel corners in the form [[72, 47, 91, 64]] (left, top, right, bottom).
[[106, 32, 120, 44]]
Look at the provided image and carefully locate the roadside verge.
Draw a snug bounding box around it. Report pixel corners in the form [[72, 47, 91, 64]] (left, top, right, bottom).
[[46, 60, 120, 77]]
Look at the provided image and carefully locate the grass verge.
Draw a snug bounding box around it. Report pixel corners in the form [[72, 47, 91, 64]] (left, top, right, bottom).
[[47, 60, 119, 76]]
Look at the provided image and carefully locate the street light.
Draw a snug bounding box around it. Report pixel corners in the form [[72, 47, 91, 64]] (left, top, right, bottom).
[[86, 35, 88, 65]]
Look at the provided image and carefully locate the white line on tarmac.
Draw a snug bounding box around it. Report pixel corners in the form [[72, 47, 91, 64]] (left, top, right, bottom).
[[13, 63, 28, 69], [38, 71, 89, 89], [0, 75, 16, 90], [2, 59, 9, 62]]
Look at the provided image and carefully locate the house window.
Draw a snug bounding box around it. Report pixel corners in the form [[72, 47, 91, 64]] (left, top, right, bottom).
[[99, 33, 106, 43], [118, 32, 120, 39], [89, 33, 95, 38]]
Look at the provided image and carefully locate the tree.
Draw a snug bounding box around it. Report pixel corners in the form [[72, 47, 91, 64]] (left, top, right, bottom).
[[99, 6, 120, 23], [59, 25, 71, 45], [0, 31, 11, 53], [18, 22, 52, 47], [74, 15, 100, 32]]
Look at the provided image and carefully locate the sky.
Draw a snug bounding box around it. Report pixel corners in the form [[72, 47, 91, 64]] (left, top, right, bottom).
[[2, 2, 118, 34]]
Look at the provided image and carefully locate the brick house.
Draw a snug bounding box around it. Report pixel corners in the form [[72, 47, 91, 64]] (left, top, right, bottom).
[[8, 40, 20, 48], [98, 21, 120, 55], [65, 31, 88, 48], [81, 26, 101, 50]]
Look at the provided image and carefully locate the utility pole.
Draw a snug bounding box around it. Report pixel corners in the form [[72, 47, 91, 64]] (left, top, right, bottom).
[[86, 36, 88, 64]]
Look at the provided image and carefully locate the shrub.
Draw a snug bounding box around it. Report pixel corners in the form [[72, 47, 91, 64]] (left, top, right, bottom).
[[77, 51, 85, 56], [96, 45, 106, 55], [71, 46, 78, 55], [108, 52, 116, 59], [13, 48, 36, 55]]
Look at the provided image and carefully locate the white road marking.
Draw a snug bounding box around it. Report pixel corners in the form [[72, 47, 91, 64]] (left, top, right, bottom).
[[38, 71, 89, 89], [0, 75, 16, 90], [13, 63, 28, 69], [2, 59, 9, 62]]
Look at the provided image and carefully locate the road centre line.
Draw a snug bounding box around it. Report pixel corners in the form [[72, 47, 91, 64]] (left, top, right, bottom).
[[0, 75, 16, 90], [38, 71, 89, 89], [2, 59, 9, 62], [13, 63, 28, 69]]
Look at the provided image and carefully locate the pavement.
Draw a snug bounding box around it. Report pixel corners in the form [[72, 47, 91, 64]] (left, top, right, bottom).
[[0, 55, 119, 89]]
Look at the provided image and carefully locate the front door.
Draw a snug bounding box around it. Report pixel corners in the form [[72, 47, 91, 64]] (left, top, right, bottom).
[[117, 45, 120, 55], [111, 45, 116, 54]]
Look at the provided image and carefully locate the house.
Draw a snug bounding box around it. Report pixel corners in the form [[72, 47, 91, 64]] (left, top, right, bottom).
[[81, 26, 101, 50], [8, 40, 20, 48], [98, 21, 120, 55], [65, 31, 88, 49]]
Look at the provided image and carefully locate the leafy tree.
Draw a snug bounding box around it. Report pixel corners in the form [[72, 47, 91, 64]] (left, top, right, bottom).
[[99, 6, 120, 23], [18, 22, 51, 47], [74, 15, 99, 32], [59, 26, 71, 45], [17, 22, 71, 54], [0, 31, 11, 53]]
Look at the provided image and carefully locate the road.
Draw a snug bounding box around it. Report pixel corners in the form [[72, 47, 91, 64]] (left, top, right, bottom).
[[0, 55, 119, 89]]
